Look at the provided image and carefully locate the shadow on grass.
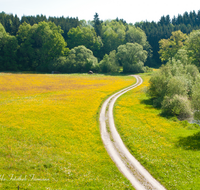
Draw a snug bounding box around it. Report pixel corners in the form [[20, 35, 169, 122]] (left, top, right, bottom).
[[140, 98, 154, 106], [140, 98, 163, 113], [140, 98, 181, 122], [176, 131, 200, 151]]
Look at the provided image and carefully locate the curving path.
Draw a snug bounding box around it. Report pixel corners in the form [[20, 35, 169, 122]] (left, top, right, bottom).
[[99, 75, 166, 190]]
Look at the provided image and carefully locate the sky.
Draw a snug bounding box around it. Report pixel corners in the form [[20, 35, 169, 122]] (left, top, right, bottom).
[[1, 0, 200, 24]]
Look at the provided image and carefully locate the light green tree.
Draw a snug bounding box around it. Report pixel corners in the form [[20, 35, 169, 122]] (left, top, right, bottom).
[[67, 26, 103, 58], [102, 20, 126, 54], [186, 29, 200, 68], [126, 25, 147, 47], [174, 48, 192, 65], [99, 50, 120, 73], [159, 30, 187, 62], [64, 45, 98, 73], [117, 43, 147, 73]]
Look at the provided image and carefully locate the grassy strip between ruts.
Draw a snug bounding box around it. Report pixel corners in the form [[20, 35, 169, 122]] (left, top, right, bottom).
[[114, 73, 200, 190], [0, 73, 136, 190]]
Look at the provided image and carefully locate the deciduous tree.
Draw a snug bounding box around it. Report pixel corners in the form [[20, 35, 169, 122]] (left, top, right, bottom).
[[64, 45, 98, 73], [17, 21, 68, 71], [126, 25, 147, 47], [186, 29, 200, 68], [99, 50, 119, 73], [0, 23, 18, 71], [67, 26, 103, 58], [101, 20, 126, 55], [117, 43, 147, 73], [159, 30, 187, 62]]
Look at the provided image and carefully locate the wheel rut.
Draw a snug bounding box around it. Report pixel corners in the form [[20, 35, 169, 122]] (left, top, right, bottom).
[[99, 75, 166, 190]]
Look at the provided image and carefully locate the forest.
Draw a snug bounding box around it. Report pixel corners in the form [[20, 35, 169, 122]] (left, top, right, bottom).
[[1, 10, 200, 73]]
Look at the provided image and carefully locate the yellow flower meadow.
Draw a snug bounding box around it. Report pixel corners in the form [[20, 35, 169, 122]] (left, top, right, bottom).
[[0, 73, 136, 190]]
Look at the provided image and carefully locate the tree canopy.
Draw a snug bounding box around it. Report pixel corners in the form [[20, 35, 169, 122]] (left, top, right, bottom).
[[17, 21, 68, 71], [159, 30, 187, 62], [93, 13, 102, 37], [117, 43, 147, 73], [67, 26, 103, 58], [99, 50, 119, 73], [1, 10, 200, 72], [62, 45, 98, 73], [186, 29, 200, 68], [0, 23, 18, 71]]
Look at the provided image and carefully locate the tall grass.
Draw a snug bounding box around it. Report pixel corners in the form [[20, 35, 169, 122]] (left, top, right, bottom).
[[0, 73, 135, 190], [114, 73, 200, 190]]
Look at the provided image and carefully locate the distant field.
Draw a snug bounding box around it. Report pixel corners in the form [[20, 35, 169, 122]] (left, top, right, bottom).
[[115, 74, 200, 190], [0, 73, 135, 190]]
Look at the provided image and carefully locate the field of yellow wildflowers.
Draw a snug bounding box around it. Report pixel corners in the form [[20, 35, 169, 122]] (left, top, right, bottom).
[[115, 73, 200, 190], [0, 73, 136, 190]]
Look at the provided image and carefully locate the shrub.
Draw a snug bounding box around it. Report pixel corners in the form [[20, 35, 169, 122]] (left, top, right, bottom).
[[162, 95, 193, 119], [185, 64, 199, 80], [166, 76, 188, 97], [143, 66, 153, 73], [147, 69, 170, 106], [148, 62, 200, 119], [174, 48, 192, 66], [192, 75, 200, 111]]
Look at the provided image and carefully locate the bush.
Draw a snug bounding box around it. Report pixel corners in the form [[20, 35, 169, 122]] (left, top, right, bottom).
[[192, 75, 200, 111], [148, 62, 200, 119], [162, 95, 193, 119], [174, 48, 192, 65], [166, 76, 188, 97], [147, 69, 170, 106], [185, 64, 199, 79], [143, 66, 153, 73]]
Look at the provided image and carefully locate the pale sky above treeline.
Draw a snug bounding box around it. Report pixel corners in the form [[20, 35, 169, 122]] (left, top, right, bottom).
[[1, 0, 200, 24]]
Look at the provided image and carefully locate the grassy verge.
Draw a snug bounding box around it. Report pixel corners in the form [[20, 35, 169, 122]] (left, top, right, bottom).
[[114, 73, 200, 190], [0, 73, 135, 190]]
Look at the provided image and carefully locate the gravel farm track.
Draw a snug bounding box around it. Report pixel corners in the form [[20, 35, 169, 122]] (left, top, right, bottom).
[[99, 75, 167, 190]]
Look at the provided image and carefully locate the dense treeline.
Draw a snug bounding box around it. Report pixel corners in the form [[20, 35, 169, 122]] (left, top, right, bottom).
[[1, 10, 200, 73], [0, 12, 150, 73], [0, 12, 80, 38], [136, 10, 200, 67]]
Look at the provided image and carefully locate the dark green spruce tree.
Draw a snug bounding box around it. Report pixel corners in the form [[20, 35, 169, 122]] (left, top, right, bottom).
[[93, 13, 102, 37]]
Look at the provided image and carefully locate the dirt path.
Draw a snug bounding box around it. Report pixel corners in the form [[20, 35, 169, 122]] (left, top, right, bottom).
[[99, 75, 166, 190]]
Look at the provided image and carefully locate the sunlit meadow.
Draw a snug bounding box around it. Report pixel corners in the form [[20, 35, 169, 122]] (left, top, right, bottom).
[[115, 73, 200, 190], [0, 73, 136, 190]]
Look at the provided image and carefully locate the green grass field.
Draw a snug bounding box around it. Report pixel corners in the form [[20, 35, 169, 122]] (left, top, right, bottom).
[[114, 73, 200, 190], [0, 73, 136, 190]]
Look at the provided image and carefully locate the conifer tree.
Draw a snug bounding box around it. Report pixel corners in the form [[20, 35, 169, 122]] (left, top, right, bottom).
[[93, 13, 102, 37]]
